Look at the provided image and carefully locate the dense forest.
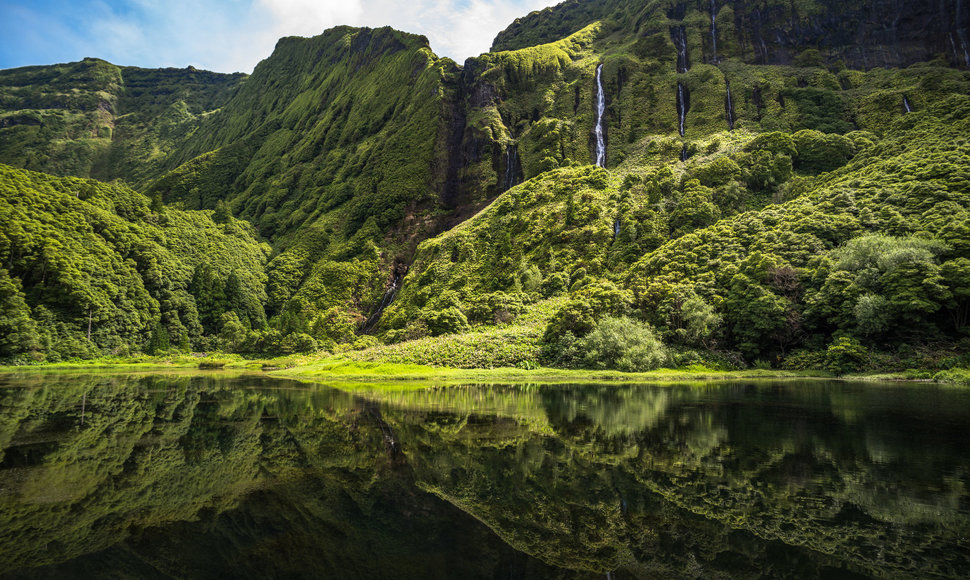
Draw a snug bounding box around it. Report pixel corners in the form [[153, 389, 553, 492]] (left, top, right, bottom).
[[1, 0, 969, 373]]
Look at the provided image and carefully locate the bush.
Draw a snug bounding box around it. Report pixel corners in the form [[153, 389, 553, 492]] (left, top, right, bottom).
[[279, 332, 318, 354], [425, 307, 470, 336], [577, 316, 669, 372], [543, 279, 632, 341], [934, 368, 970, 385], [781, 349, 828, 371], [540, 330, 582, 368], [744, 132, 797, 158], [793, 130, 854, 173], [825, 336, 868, 375]]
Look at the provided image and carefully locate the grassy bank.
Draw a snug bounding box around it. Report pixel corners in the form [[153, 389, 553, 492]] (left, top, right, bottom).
[[0, 352, 318, 373], [271, 359, 830, 385], [4, 354, 968, 388]]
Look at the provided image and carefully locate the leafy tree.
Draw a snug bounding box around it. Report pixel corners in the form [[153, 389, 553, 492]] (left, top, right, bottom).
[[426, 307, 470, 336], [577, 316, 668, 372], [0, 269, 41, 361], [679, 294, 722, 348], [825, 336, 868, 375], [146, 321, 171, 355], [279, 332, 318, 354], [218, 311, 247, 353]]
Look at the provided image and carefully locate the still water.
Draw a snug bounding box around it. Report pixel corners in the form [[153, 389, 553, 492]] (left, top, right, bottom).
[[0, 372, 968, 579]]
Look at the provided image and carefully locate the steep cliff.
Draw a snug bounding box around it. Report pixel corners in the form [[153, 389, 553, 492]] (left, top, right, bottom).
[[494, 0, 970, 70], [0, 0, 969, 363]]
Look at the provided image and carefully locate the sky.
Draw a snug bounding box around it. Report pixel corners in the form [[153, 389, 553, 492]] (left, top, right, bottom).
[[0, 0, 561, 73]]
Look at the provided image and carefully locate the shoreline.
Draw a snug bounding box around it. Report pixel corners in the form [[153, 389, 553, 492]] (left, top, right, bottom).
[[1, 357, 954, 386]]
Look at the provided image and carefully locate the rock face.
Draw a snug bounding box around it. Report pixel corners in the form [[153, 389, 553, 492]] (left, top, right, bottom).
[[0, 0, 969, 357], [494, 0, 970, 70]]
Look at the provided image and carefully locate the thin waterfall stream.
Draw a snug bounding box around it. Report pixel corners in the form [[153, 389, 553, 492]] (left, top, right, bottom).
[[504, 144, 519, 190], [903, 95, 913, 113], [670, 25, 690, 137], [595, 64, 607, 167], [953, 0, 970, 68], [362, 275, 401, 332], [677, 83, 687, 137], [710, 0, 718, 63], [672, 26, 689, 73]]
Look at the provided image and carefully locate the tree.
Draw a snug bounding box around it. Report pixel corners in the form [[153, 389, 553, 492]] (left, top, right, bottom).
[[218, 312, 247, 353], [941, 258, 970, 331], [146, 321, 171, 355], [578, 316, 668, 372], [825, 337, 867, 375], [425, 307, 469, 336], [0, 269, 41, 361], [680, 294, 722, 348]]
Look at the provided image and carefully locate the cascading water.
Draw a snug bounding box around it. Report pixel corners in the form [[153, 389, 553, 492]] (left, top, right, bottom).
[[595, 64, 607, 167], [725, 80, 736, 130], [710, 0, 718, 63], [677, 82, 687, 137], [613, 219, 621, 238], [362, 275, 401, 332], [680, 143, 690, 161], [958, 0, 970, 66], [672, 26, 689, 73], [504, 144, 519, 190], [903, 95, 912, 113], [670, 25, 690, 136]]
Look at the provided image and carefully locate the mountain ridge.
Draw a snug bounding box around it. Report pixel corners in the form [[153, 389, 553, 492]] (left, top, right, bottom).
[[1, 0, 969, 370]]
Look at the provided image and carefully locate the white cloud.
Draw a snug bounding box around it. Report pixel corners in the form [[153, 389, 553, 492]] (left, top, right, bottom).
[[257, 0, 365, 36], [232, 0, 561, 71], [0, 0, 563, 73]]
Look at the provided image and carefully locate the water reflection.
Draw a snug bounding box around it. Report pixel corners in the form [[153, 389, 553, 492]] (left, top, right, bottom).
[[0, 373, 968, 578]]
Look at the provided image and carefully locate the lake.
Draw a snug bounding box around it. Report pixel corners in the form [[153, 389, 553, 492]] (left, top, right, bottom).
[[0, 372, 968, 579]]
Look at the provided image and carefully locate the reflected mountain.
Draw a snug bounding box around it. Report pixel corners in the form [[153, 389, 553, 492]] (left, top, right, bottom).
[[1, 373, 968, 578]]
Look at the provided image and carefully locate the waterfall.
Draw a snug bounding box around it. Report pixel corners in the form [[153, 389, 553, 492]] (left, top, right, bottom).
[[958, 1, 970, 66], [362, 275, 400, 332], [725, 80, 735, 130], [903, 95, 912, 113], [677, 82, 687, 136], [595, 64, 607, 167], [680, 143, 690, 161], [504, 144, 519, 190], [710, 0, 718, 63], [613, 218, 621, 238], [672, 26, 690, 73]]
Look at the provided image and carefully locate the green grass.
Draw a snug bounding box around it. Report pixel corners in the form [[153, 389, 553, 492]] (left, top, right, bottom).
[[0, 351, 319, 373], [6, 352, 959, 391], [272, 358, 826, 385]]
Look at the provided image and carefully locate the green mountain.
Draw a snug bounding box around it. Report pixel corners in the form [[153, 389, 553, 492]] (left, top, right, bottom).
[[0, 0, 968, 368]]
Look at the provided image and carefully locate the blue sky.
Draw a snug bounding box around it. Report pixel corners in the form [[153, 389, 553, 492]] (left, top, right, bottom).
[[0, 0, 560, 73]]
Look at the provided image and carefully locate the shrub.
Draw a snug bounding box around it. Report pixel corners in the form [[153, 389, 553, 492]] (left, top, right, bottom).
[[540, 330, 582, 368], [824, 336, 868, 375], [425, 307, 470, 336], [577, 316, 669, 372], [793, 130, 854, 173], [934, 368, 970, 385], [541, 272, 569, 297], [744, 131, 797, 158], [279, 332, 319, 354]]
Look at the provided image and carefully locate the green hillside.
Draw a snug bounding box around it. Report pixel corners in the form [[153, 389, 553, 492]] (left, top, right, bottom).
[[0, 0, 968, 372], [0, 164, 270, 362]]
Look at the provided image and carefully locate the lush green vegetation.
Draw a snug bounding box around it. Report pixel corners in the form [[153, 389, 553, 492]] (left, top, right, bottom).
[[0, 58, 244, 185], [0, 164, 277, 362], [3, 372, 968, 577], [1, 2, 969, 379]]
